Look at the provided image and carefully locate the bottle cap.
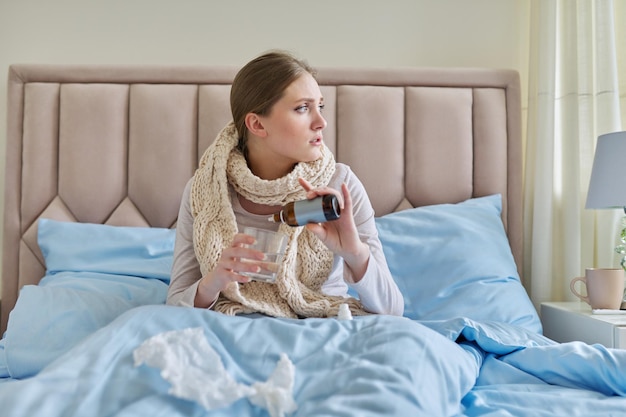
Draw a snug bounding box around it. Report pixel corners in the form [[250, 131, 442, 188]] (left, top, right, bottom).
[[267, 212, 283, 223]]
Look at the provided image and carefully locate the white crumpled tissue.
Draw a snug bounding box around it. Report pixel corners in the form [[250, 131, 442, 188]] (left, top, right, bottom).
[[133, 327, 297, 417]]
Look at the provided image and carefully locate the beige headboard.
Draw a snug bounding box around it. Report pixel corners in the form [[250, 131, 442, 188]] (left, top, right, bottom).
[[1, 65, 522, 333]]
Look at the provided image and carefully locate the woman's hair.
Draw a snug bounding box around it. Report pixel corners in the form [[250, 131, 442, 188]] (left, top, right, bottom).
[[230, 50, 317, 158]]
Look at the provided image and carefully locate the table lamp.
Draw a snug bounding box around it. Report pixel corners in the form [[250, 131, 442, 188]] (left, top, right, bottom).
[[585, 131, 626, 268]]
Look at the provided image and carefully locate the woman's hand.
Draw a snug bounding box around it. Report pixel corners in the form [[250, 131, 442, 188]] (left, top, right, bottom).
[[298, 178, 370, 281], [194, 233, 265, 308]]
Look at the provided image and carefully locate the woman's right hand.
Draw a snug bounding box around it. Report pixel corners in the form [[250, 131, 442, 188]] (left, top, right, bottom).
[[194, 232, 265, 308]]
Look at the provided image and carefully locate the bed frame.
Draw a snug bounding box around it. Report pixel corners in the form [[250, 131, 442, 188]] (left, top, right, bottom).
[[1, 64, 522, 333]]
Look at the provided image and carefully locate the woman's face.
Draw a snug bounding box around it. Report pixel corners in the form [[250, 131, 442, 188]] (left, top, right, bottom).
[[247, 72, 327, 179]]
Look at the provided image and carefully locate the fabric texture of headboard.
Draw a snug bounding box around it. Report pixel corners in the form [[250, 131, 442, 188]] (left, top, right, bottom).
[[1, 65, 522, 332]]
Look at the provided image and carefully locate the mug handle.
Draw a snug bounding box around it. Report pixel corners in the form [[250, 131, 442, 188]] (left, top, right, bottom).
[[570, 276, 589, 303]]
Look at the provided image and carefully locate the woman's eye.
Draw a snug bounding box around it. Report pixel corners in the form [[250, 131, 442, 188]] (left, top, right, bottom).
[[295, 103, 324, 113]]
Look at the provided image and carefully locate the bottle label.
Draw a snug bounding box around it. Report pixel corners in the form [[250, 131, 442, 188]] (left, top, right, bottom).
[[294, 198, 328, 224]]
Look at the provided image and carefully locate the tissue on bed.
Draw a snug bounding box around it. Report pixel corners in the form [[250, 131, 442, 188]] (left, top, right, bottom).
[[133, 327, 297, 417]]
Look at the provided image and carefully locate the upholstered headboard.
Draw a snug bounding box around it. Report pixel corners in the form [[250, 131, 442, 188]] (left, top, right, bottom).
[[1, 65, 522, 332]]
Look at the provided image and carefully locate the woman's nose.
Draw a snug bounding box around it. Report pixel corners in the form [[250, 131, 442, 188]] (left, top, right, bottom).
[[314, 111, 327, 130]]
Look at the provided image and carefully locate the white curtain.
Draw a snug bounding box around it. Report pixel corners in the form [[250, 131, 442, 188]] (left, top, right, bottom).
[[525, 0, 626, 308]]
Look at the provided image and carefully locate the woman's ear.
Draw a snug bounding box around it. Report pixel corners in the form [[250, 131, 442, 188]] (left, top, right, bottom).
[[245, 113, 267, 138]]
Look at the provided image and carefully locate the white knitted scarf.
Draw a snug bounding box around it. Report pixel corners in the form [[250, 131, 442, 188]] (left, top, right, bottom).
[[191, 122, 365, 318]]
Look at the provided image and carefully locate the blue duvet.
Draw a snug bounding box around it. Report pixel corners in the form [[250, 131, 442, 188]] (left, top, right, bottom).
[[1, 305, 626, 416]]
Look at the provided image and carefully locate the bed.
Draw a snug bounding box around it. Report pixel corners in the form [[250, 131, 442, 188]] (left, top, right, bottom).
[[1, 64, 626, 416]]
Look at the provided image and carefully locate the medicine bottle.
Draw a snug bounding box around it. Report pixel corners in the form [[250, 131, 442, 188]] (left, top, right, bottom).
[[268, 195, 341, 227]]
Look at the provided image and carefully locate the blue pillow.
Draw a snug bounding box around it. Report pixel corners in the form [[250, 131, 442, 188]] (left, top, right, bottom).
[[38, 218, 175, 281], [375, 194, 541, 333], [1, 219, 175, 379]]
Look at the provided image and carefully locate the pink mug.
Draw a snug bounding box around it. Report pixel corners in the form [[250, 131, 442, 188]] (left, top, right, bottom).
[[570, 268, 624, 310]]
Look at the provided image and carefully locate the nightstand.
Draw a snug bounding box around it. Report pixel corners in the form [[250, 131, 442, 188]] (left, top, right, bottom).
[[541, 301, 626, 348]]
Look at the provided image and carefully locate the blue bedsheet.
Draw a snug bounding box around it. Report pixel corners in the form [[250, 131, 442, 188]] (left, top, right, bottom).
[[0, 305, 477, 416], [1, 305, 626, 416]]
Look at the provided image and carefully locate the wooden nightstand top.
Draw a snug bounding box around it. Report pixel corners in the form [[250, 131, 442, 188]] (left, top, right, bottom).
[[541, 301, 626, 348], [542, 301, 626, 324]]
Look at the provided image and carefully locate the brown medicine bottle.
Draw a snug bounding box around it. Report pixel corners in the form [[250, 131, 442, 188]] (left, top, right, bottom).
[[269, 195, 341, 227]]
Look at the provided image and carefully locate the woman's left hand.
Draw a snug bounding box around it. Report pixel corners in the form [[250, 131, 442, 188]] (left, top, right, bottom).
[[298, 178, 370, 281]]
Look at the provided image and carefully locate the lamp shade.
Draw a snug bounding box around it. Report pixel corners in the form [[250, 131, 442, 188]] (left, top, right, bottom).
[[586, 131, 626, 209]]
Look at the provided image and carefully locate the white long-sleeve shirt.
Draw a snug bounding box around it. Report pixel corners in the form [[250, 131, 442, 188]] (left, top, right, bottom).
[[167, 163, 404, 316]]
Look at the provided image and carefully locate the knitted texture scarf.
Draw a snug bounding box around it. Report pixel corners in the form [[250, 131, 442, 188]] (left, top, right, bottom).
[[191, 122, 365, 318]]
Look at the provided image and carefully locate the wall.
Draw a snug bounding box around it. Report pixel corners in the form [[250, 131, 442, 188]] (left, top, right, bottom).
[[0, 0, 530, 297]]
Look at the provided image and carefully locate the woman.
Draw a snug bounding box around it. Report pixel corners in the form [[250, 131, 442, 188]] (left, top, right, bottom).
[[167, 50, 403, 318]]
